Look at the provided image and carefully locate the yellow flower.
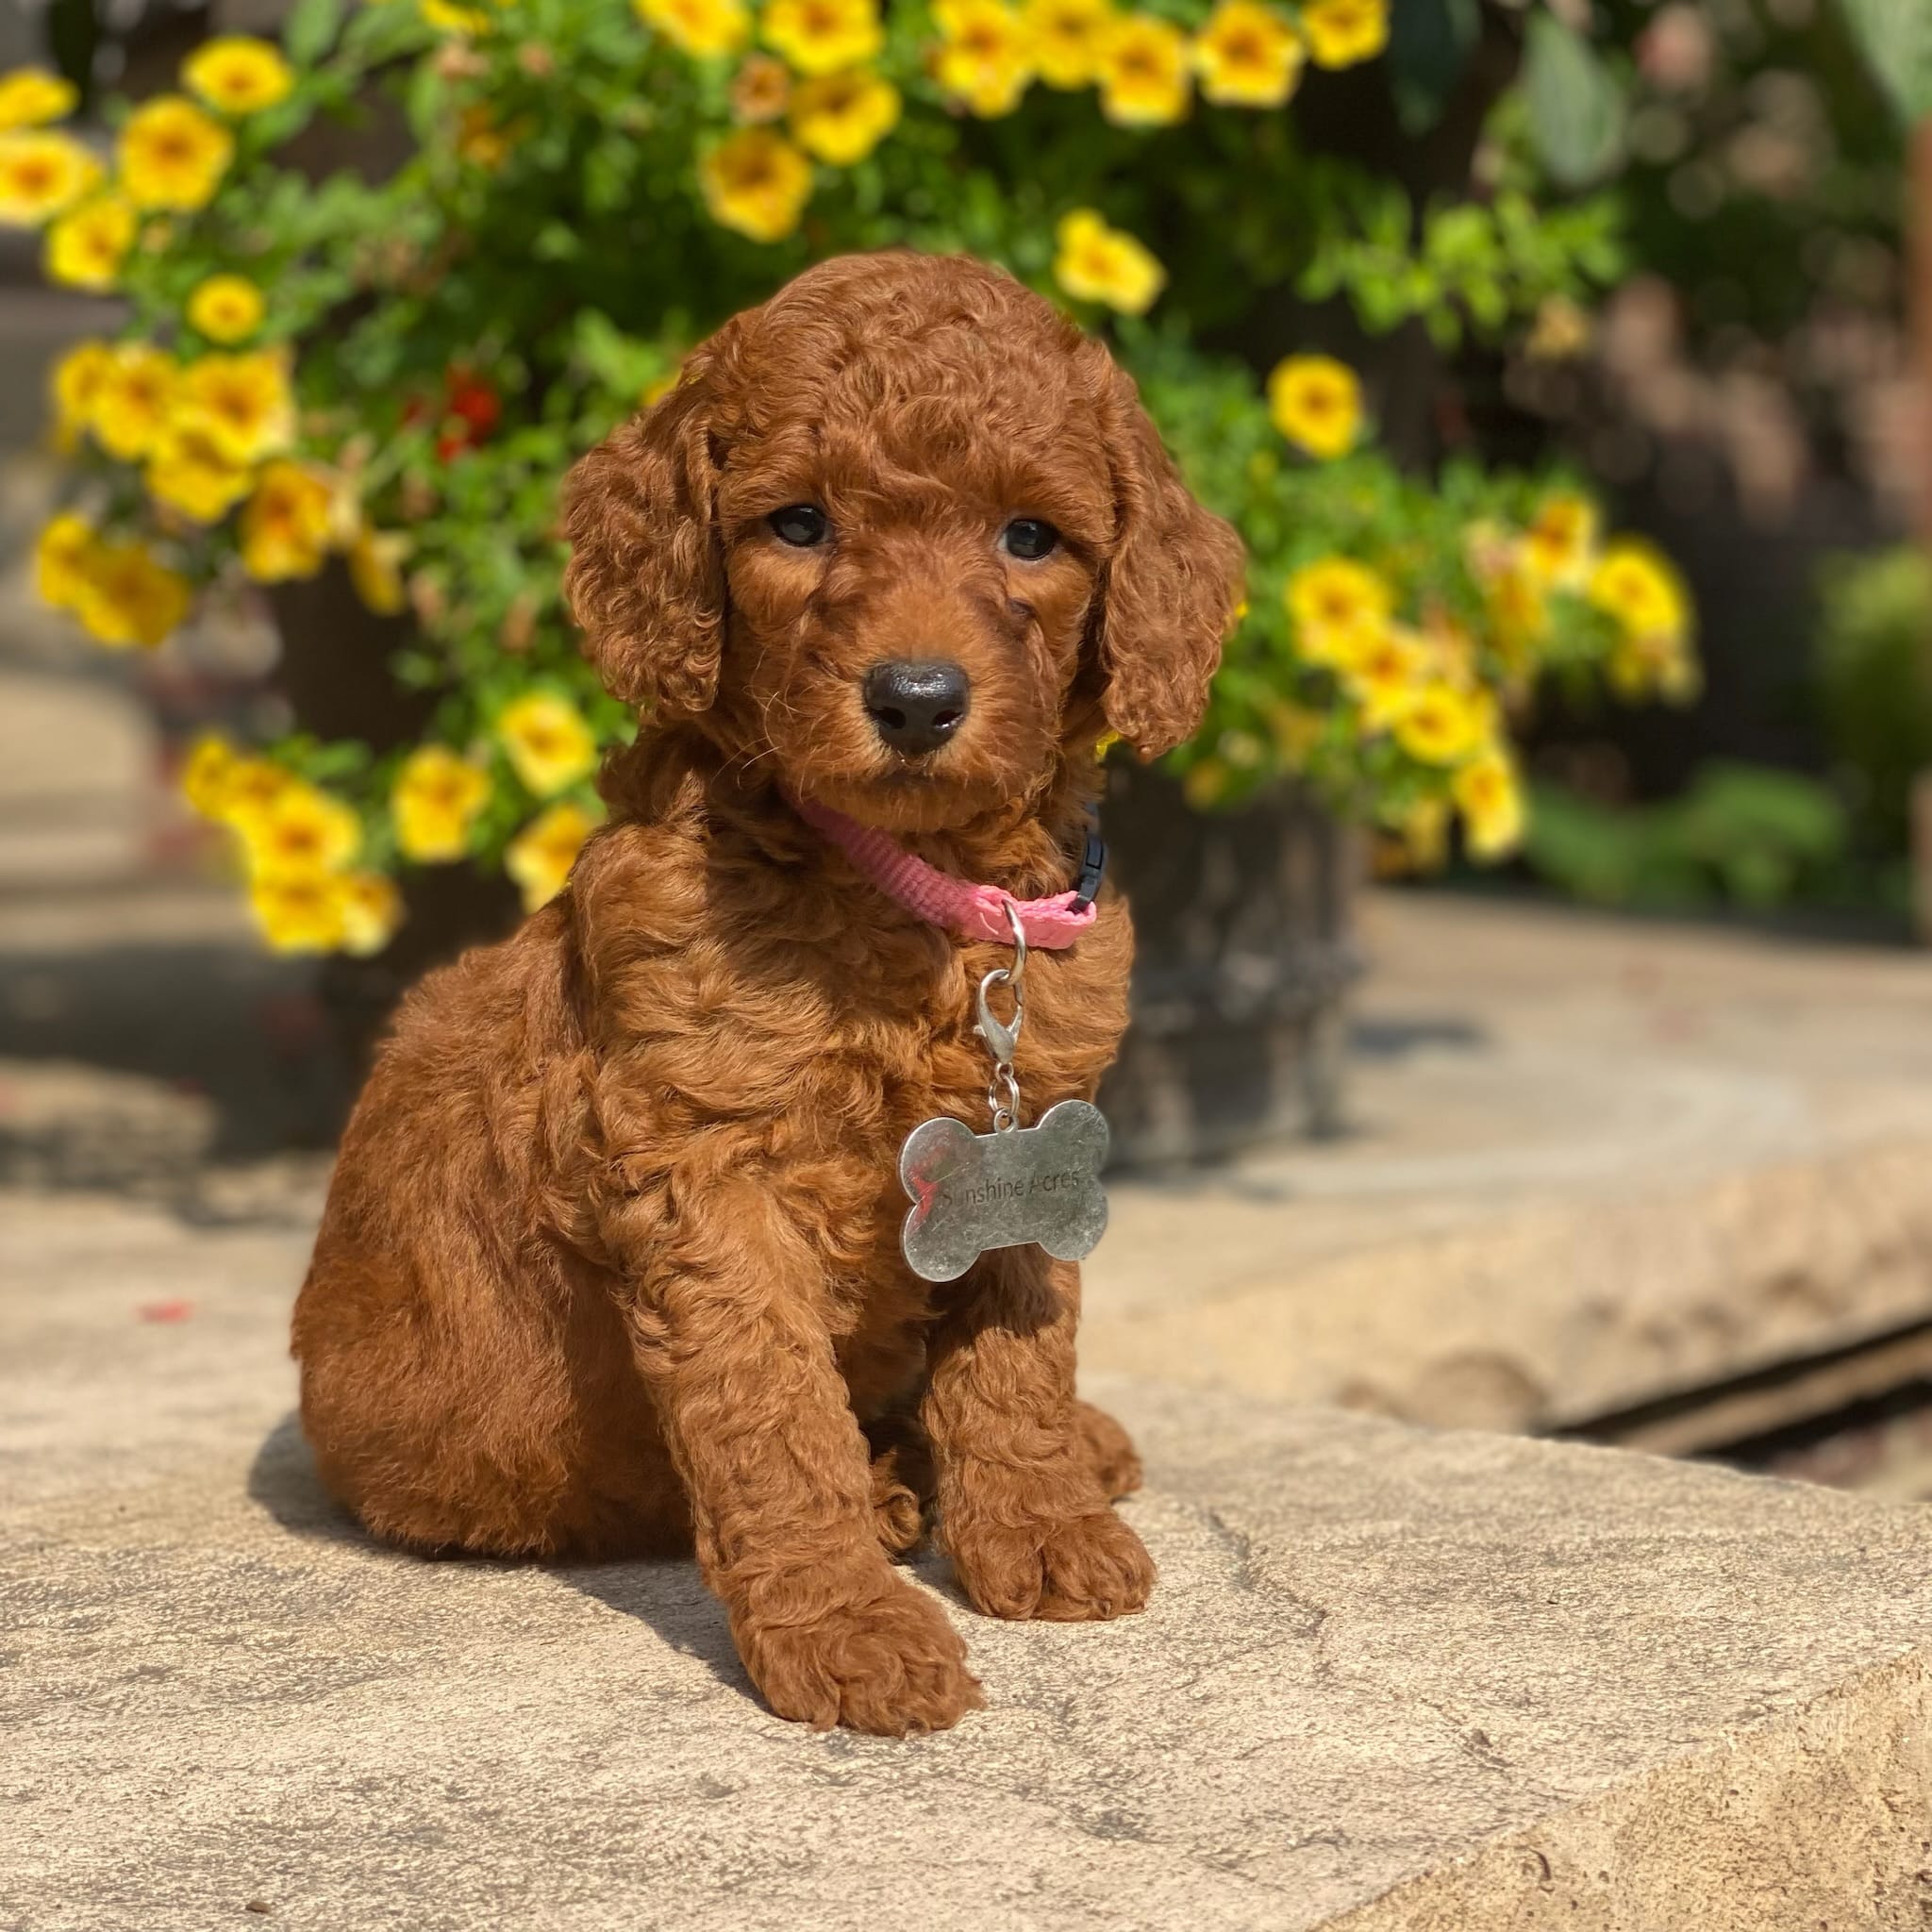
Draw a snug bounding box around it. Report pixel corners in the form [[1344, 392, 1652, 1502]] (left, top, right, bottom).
[[762, 0, 884, 75], [506, 801, 600, 912], [730, 54, 792, 122], [337, 871, 404, 956], [240, 460, 335, 581], [0, 129, 101, 225], [144, 421, 254, 523], [173, 350, 295, 465], [698, 127, 813, 242], [207, 753, 293, 826], [1298, 0, 1387, 68], [248, 874, 346, 953], [1589, 538, 1690, 642], [933, 0, 1036, 116], [1193, 0, 1303, 107], [420, 0, 506, 32], [89, 343, 176, 459], [1095, 13, 1191, 127], [0, 68, 78, 132], [179, 732, 238, 818], [1453, 747, 1524, 861], [790, 69, 900, 164], [182, 37, 294, 116], [50, 339, 111, 443], [1285, 555, 1392, 662], [1021, 0, 1114, 88], [1392, 680, 1486, 766], [43, 192, 137, 291], [348, 525, 410, 615], [237, 779, 361, 880], [73, 540, 192, 650], [1341, 625, 1426, 731], [1484, 558, 1548, 669], [117, 95, 233, 212], [1522, 491, 1597, 590], [186, 273, 265, 343], [34, 511, 97, 610], [1051, 208, 1165, 315], [498, 691, 598, 798], [635, 0, 751, 58], [1267, 354, 1362, 459], [392, 745, 492, 862]]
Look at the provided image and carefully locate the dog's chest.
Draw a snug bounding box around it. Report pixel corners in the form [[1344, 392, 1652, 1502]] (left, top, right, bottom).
[[788, 910, 1129, 1284]]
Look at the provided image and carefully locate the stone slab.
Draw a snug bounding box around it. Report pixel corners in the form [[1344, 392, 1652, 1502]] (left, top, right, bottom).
[[6, 1195, 1932, 1931], [1086, 890, 1932, 1438]]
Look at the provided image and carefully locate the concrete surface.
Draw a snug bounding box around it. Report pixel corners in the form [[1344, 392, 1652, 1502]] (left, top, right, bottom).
[[1083, 890, 1932, 1439], [8, 1191, 1932, 1931]]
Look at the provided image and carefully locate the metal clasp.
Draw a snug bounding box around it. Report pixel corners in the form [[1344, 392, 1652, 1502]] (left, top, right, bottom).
[[975, 900, 1027, 1131]]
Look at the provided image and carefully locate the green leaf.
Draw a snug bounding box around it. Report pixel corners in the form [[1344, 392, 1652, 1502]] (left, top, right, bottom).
[[1840, 0, 1932, 127], [1522, 14, 1624, 189], [282, 0, 344, 64]]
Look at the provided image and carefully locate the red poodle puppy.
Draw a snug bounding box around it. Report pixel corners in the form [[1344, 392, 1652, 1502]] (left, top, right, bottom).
[[292, 250, 1244, 1735]]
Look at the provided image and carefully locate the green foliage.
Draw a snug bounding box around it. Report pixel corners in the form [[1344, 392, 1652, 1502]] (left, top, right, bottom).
[[1814, 546, 1932, 853], [1524, 764, 1851, 909], [1522, 12, 1625, 189], [1840, 0, 1932, 127]]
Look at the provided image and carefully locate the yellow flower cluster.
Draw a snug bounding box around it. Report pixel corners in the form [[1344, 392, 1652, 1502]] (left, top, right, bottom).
[[44, 331, 405, 622], [35, 511, 192, 649], [3, 42, 282, 291], [675, 0, 1386, 243], [1466, 495, 1697, 703], [48, 338, 320, 558], [926, 0, 1386, 128], [180, 736, 401, 956], [1283, 555, 1524, 860]]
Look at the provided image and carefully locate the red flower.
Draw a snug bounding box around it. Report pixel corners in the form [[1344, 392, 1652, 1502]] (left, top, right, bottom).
[[437, 367, 500, 459]]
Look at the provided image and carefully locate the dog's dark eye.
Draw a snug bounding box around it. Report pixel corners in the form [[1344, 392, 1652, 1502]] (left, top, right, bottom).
[[1001, 518, 1058, 560], [770, 504, 829, 547]]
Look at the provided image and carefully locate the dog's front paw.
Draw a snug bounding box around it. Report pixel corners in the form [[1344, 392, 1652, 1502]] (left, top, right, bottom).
[[948, 1505, 1155, 1624], [733, 1570, 983, 1736]]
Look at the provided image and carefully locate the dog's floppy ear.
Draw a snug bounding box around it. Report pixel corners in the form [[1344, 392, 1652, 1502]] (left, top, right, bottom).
[[562, 358, 725, 716], [1089, 358, 1246, 759]]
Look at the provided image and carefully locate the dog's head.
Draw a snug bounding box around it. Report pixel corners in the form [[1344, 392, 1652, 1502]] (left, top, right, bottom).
[[563, 251, 1244, 832]]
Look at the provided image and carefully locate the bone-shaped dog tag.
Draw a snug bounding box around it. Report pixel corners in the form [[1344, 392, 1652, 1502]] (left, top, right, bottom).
[[898, 1099, 1110, 1284]]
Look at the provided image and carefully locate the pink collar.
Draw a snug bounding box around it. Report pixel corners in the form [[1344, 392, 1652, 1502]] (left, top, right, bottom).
[[793, 797, 1099, 949]]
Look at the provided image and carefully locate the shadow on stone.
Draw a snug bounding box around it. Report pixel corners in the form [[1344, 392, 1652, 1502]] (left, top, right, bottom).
[[246, 1411, 377, 1548], [246, 1409, 756, 1700]]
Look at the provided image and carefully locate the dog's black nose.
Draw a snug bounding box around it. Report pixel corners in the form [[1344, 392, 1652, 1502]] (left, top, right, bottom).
[[863, 660, 971, 757]]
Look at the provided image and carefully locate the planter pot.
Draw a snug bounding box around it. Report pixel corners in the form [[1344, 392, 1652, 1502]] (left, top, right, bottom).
[[1098, 761, 1363, 1169], [268, 567, 521, 1075]]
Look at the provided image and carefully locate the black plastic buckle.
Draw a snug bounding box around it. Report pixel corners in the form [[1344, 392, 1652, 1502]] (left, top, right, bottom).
[[1070, 816, 1107, 914]]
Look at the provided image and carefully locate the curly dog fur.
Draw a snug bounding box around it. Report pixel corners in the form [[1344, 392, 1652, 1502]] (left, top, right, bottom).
[[292, 251, 1243, 1735]]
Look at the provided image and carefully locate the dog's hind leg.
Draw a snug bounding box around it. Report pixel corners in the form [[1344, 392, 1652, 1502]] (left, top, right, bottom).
[[864, 1412, 935, 1557]]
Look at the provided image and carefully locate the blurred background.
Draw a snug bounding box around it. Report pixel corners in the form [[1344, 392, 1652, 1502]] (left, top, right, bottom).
[[6, 0, 1932, 1494]]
